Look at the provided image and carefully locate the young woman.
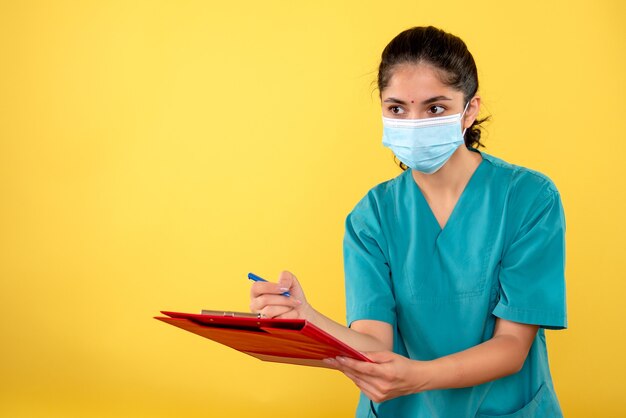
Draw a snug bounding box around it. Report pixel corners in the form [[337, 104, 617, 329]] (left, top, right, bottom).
[[250, 26, 566, 417]]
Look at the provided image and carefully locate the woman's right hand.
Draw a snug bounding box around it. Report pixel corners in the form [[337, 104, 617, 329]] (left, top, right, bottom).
[[250, 271, 392, 354], [249, 271, 314, 320]]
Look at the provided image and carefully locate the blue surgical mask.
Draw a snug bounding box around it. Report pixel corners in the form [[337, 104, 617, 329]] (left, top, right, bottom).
[[382, 103, 469, 174]]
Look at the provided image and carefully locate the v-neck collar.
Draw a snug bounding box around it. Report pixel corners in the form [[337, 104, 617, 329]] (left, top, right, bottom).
[[408, 150, 486, 234]]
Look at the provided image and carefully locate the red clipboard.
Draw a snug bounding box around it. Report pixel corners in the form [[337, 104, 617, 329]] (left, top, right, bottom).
[[155, 310, 372, 368]]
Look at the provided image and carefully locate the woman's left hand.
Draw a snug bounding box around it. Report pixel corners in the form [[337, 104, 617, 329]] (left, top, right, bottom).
[[324, 351, 429, 403]]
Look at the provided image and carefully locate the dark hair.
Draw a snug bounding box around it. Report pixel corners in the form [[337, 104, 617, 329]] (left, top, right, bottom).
[[378, 26, 489, 168]]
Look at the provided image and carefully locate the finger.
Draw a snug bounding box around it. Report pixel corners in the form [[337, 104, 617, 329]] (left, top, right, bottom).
[[251, 293, 302, 308], [323, 358, 340, 369], [277, 271, 295, 288], [276, 271, 301, 297], [326, 358, 348, 374], [260, 305, 294, 319], [273, 309, 303, 319], [330, 358, 373, 383], [249, 294, 301, 313], [336, 356, 380, 377], [250, 281, 290, 298], [324, 357, 360, 374], [327, 356, 353, 373], [361, 351, 395, 364]]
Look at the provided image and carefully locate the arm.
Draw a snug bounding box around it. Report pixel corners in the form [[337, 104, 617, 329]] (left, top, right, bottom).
[[326, 318, 538, 403], [326, 183, 562, 402], [249, 271, 538, 402], [249, 271, 392, 352], [426, 319, 538, 388], [250, 272, 538, 402]]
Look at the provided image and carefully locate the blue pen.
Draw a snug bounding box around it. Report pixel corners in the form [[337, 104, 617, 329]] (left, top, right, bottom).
[[248, 272, 291, 297]]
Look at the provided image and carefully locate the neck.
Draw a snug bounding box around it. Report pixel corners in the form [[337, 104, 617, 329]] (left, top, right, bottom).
[[412, 147, 482, 194]]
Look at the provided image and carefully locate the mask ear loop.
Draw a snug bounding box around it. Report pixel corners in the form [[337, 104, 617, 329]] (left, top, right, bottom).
[[461, 100, 471, 136]]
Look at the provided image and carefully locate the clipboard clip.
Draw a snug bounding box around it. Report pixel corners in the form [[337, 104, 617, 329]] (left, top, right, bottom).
[[201, 309, 264, 319]]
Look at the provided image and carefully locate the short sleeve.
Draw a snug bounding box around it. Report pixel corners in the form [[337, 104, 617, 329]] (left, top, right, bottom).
[[493, 182, 567, 330], [343, 196, 396, 328]]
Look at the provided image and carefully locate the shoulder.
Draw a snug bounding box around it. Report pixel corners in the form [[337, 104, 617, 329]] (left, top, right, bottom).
[[480, 152, 565, 234], [346, 170, 413, 234], [349, 170, 408, 217], [481, 152, 560, 202]]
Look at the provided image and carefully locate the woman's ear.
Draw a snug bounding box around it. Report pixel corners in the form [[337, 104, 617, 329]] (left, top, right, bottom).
[[463, 95, 481, 129]]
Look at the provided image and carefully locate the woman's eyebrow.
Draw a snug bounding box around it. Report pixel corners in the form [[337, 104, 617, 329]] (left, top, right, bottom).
[[383, 97, 408, 105], [421, 95, 453, 105], [383, 96, 453, 105]]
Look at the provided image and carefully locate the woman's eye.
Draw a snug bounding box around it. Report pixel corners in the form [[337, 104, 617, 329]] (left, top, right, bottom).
[[429, 105, 445, 115], [389, 106, 404, 115]]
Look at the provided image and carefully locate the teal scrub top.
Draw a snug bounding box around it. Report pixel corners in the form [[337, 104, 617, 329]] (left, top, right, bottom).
[[344, 150, 567, 418]]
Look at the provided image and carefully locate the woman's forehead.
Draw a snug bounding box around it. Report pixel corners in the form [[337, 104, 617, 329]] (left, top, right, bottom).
[[383, 63, 461, 99]]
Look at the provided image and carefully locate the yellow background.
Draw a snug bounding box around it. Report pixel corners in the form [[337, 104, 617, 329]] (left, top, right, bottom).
[[1, 1, 624, 417]]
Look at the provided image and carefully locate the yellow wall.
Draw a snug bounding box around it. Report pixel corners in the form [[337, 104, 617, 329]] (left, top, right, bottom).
[[1, 1, 624, 417]]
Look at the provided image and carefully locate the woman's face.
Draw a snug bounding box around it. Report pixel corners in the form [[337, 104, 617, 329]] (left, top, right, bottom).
[[381, 63, 480, 129]]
